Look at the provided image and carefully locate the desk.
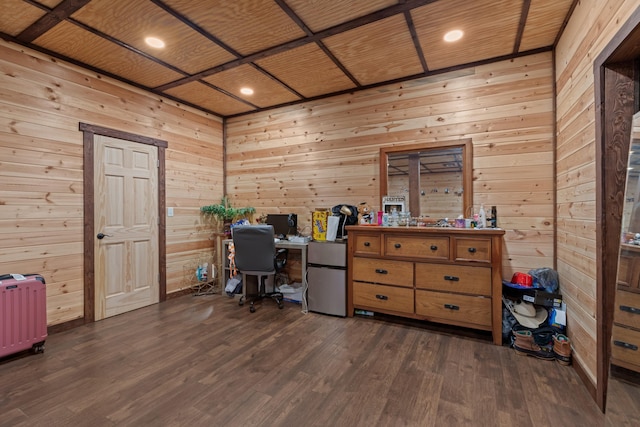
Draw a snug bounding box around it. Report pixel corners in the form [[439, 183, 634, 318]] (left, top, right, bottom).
[[222, 239, 308, 301]]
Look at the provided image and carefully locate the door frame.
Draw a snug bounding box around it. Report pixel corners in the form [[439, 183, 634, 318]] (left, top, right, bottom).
[[80, 123, 168, 323], [594, 7, 640, 411]]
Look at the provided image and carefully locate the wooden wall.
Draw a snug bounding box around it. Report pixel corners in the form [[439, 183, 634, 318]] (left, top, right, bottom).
[[0, 40, 224, 326], [555, 0, 639, 388], [226, 51, 556, 279]]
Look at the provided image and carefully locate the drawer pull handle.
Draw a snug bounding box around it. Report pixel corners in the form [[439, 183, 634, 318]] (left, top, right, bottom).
[[444, 304, 460, 310], [375, 269, 388, 274], [394, 243, 401, 249], [620, 305, 640, 315], [430, 245, 438, 251], [364, 242, 370, 247], [376, 294, 388, 301], [468, 247, 477, 253], [613, 340, 638, 351], [444, 275, 459, 281]]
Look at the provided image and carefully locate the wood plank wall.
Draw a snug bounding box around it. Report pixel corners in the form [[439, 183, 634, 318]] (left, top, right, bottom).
[[555, 0, 639, 388], [226, 52, 556, 280], [0, 40, 224, 326]]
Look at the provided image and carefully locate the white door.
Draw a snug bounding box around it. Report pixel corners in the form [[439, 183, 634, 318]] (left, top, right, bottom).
[[94, 135, 159, 320]]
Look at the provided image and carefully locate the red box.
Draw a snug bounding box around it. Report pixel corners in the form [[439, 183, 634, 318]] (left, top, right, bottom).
[[0, 274, 47, 357]]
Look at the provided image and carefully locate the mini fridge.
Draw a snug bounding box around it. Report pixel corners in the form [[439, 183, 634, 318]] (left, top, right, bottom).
[[307, 240, 347, 317]]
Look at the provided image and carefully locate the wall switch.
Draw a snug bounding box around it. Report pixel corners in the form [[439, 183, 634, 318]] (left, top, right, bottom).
[[167, 207, 174, 217]]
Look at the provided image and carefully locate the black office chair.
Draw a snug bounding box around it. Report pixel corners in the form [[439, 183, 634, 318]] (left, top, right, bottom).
[[232, 225, 288, 313]]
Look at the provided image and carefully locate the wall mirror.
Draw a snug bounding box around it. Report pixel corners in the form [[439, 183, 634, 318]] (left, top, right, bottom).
[[380, 139, 472, 219], [611, 115, 640, 389]]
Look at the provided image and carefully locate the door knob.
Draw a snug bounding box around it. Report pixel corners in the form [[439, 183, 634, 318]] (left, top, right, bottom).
[[97, 233, 112, 240]]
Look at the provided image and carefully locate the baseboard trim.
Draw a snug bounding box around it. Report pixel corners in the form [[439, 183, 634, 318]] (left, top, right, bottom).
[[47, 317, 86, 334], [47, 290, 198, 334], [166, 288, 196, 299], [573, 356, 597, 404]]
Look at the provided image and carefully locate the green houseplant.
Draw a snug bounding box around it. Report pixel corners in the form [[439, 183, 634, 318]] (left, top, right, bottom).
[[200, 196, 255, 236]]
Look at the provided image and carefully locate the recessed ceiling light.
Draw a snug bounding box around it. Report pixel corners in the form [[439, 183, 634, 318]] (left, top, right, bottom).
[[240, 87, 254, 95], [444, 30, 463, 42], [145, 37, 165, 48]]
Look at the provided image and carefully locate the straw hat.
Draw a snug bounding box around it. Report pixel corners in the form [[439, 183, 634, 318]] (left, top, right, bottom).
[[504, 298, 548, 329]]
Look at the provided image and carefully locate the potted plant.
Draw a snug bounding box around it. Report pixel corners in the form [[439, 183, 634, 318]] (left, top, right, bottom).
[[200, 196, 256, 237]]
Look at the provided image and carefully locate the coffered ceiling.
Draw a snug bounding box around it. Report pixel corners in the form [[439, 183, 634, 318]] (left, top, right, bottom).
[[1, 0, 577, 118]]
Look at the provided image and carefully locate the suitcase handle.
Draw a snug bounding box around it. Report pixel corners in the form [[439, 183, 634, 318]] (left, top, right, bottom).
[[0, 274, 44, 284]]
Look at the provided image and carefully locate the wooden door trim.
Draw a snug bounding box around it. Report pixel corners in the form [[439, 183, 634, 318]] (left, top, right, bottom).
[[80, 123, 168, 323], [593, 6, 640, 412]]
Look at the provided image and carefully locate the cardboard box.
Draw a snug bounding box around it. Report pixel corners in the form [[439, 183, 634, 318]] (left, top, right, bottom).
[[312, 210, 329, 241], [550, 302, 567, 329], [502, 282, 563, 308]]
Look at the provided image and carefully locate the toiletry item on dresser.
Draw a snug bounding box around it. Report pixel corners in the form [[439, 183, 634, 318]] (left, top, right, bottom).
[[478, 204, 486, 228]]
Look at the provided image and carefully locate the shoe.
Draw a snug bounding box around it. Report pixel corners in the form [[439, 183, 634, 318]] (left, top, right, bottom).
[[512, 330, 555, 361], [552, 334, 572, 365]]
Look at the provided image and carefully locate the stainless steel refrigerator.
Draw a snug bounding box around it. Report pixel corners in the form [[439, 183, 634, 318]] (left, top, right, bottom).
[[307, 240, 347, 317]]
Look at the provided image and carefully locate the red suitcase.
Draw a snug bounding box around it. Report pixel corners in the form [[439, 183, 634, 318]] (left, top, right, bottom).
[[0, 274, 47, 357]]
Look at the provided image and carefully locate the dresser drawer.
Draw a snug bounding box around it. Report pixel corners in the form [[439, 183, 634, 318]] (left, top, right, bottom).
[[617, 251, 634, 287], [612, 325, 640, 368], [454, 237, 491, 263], [352, 257, 413, 287], [353, 282, 414, 314], [415, 263, 491, 296], [415, 290, 491, 328], [384, 235, 449, 260], [614, 290, 640, 330], [353, 233, 381, 256]]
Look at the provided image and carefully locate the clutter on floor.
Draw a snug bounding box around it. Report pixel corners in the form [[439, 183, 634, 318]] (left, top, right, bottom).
[[502, 268, 572, 365]]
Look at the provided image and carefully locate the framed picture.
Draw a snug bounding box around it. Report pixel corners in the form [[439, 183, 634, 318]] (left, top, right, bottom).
[[382, 195, 405, 214]]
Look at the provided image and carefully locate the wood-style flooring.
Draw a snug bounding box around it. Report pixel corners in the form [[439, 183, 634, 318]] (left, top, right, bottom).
[[1, 294, 639, 426]]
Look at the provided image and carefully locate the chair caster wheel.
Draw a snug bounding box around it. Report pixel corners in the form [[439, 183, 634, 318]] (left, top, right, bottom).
[[250, 306, 256, 313], [278, 303, 284, 309]]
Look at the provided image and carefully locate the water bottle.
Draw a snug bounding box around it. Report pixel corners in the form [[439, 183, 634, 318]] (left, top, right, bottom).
[[391, 207, 399, 226]]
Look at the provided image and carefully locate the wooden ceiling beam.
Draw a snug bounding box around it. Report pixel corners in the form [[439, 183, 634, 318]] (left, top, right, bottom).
[[151, 0, 241, 58], [405, 11, 429, 73], [513, 0, 531, 53], [274, 0, 360, 86], [17, 0, 92, 42], [153, 0, 304, 101], [554, 0, 581, 47], [155, 0, 439, 91]]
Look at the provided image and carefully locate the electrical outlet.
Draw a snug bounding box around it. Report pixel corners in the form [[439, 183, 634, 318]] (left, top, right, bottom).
[[167, 207, 174, 217]]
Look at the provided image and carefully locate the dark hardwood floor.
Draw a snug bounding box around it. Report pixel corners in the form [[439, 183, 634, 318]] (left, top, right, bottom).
[[1, 294, 639, 426]]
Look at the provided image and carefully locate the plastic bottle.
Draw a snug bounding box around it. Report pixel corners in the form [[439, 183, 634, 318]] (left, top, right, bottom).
[[391, 207, 399, 226], [478, 204, 486, 229]]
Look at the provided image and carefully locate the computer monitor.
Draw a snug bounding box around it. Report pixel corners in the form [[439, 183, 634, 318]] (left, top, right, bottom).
[[266, 214, 297, 238]]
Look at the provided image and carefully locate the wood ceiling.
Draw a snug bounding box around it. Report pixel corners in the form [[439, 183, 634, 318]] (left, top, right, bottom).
[[1, 0, 577, 118]]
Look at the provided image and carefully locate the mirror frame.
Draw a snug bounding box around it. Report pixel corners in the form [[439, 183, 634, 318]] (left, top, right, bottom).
[[379, 138, 473, 219]]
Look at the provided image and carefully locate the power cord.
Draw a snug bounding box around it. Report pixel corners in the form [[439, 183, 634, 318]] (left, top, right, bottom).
[[300, 269, 309, 315]]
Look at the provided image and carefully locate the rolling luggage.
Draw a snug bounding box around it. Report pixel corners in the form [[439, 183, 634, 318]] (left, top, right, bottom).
[[0, 274, 47, 357]]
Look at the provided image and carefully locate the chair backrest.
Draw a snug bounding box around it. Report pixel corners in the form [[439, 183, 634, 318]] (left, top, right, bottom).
[[232, 225, 276, 273]]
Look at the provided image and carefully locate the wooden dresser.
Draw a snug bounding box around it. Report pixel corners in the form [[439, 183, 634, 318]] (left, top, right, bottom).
[[346, 225, 505, 345], [612, 243, 640, 372]]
